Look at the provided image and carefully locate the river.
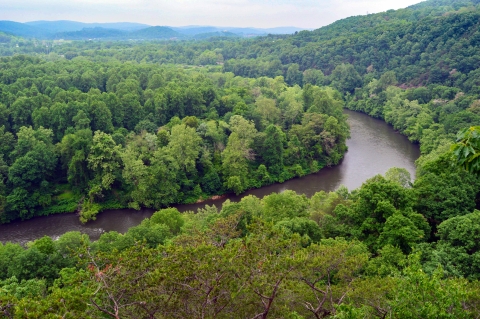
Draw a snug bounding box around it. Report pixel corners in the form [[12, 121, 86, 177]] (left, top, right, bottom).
[[0, 110, 420, 244]]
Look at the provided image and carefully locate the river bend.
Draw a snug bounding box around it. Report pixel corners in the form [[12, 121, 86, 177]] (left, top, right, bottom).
[[0, 110, 420, 244]]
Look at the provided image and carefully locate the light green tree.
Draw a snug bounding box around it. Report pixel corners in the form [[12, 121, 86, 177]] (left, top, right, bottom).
[[452, 126, 480, 174], [166, 124, 202, 174]]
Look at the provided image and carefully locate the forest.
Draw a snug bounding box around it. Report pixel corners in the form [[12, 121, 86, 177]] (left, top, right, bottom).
[[0, 56, 349, 223], [0, 0, 480, 317]]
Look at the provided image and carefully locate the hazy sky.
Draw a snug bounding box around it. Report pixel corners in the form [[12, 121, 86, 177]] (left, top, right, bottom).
[[2, 0, 423, 28]]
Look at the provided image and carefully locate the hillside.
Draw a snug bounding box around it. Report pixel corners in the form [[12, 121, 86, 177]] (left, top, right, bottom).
[[221, 0, 480, 81], [128, 26, 185, 39], [0, 21, 306, 40], [18, 0, 478, 87], [36, 25, 185, 41], [0, 20, 51, 38], [193, 31, 240, 40], [55, 27, 127, 40], [25, 20, 150, 32], [172, 25, 306, 36], [0, 32, 13, 43]]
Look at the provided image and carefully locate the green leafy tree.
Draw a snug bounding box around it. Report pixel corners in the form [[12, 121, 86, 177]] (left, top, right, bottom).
[[10, 97, 35, 131], [261, 124, 285, 178], [57, 129, 93, 190], [87, 131, 122, 195], [330, 63, 362, 95], [414, 152, 479, 226], [296, 238, 369, 318], [286, 63, 303, 86], [150, 208, 185, 235], [345, 175, 429, 252], [254, 96, 281, 128], [166, 124, 202, 174], [420, 210, 480, 280], [452, 126, 480, 174], [122, 139, 180, 209], [7, 127, 57, 220], [8, 246, 66, 284], [385, 167, 412, 188], [82, 131, 122, 221], [303, 69, 324, 87], [89, 100, 114, 133], [263, 190, 309, 222], [0, 243, 24, 280], [222, 117, 258, 194], [55, 231, 90, 258], [389, 257, 479, 318], [124, 222, 172, 248]]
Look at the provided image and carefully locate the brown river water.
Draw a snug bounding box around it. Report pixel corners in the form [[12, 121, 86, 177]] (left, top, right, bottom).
[[0, 110, 420, 244]]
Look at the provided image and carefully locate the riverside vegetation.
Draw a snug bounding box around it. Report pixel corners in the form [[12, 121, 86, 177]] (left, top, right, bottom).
[[1, 0, 480, 317], [0, 57, 349, 223]]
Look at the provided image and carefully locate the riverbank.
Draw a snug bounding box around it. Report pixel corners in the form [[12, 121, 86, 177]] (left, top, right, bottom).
[[0, 110, 420, 244]]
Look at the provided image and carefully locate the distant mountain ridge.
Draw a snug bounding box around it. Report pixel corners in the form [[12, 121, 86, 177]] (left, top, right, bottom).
[[0, 20, 307, 40], [0, 21, 48, 38], [25, 21, 149, 32], [171, 25, 307, 36], [55, 27, 128, 40]]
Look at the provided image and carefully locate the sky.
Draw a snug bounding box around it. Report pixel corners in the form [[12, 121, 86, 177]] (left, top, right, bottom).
[[1, 0, 424, 29]]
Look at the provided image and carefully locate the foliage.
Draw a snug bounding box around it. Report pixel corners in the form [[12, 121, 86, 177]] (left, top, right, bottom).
[[452, 126, 480, 174], [0, 57, 348, 222], [1, 0, 480, 316]]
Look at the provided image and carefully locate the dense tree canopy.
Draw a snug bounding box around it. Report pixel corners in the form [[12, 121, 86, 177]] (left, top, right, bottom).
[[1, 0, 480, 317], [0, 56, 349, 223]]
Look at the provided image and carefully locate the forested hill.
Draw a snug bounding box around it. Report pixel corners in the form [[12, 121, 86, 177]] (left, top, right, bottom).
[[8, 0, 478, 88], [0, 21, 305, 40], [0, 56, 351, 224], [221, 0, 480, 82]]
